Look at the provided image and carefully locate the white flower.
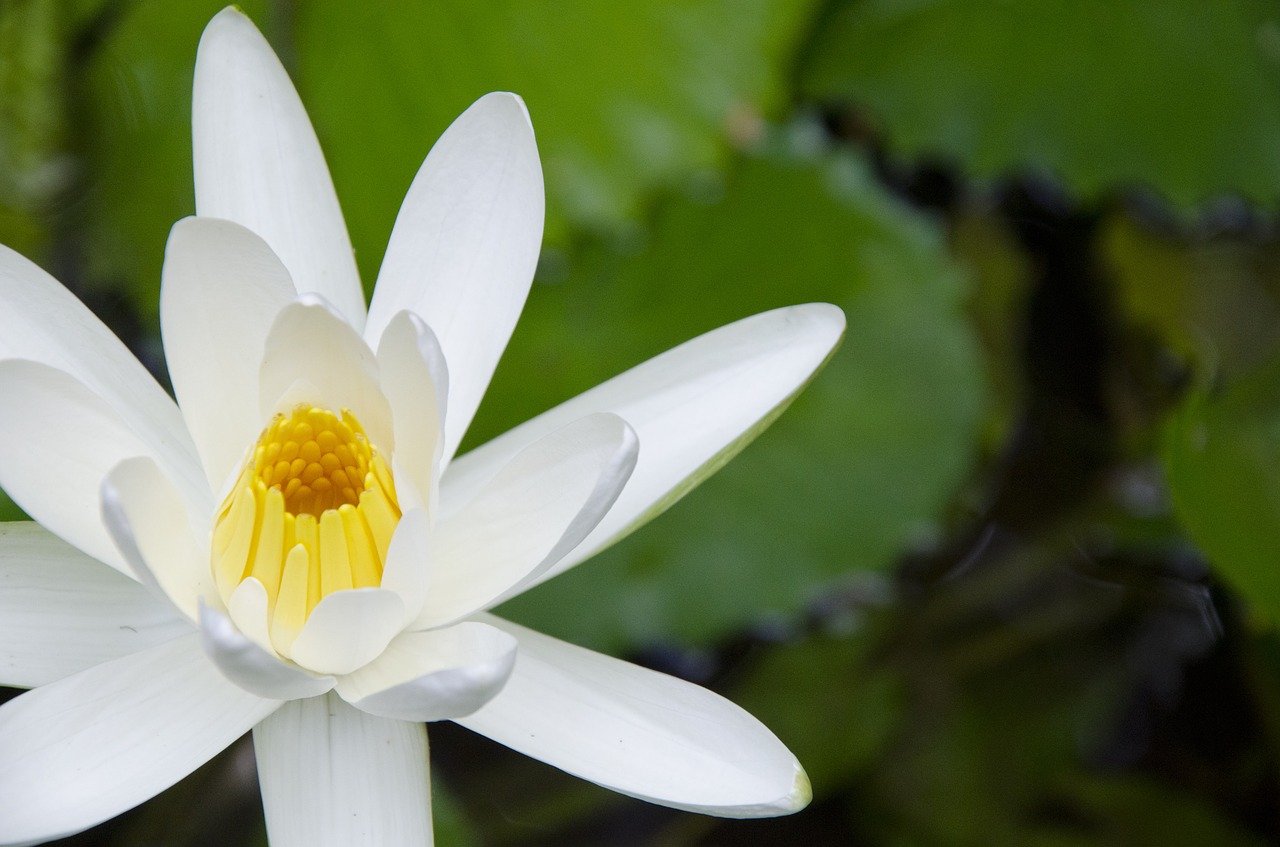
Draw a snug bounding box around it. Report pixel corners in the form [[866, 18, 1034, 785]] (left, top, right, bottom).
[[0, 8, 845, 846]]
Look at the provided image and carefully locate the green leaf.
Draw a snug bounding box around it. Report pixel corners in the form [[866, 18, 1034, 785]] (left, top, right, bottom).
[[803, 0, 1280, 208], [294, 0, 819, 286], [494, 139, 985, 650], [1163, 355, 1280, 624]]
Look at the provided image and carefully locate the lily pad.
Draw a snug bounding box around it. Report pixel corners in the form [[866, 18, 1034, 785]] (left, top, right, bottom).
[[294, 0, 820, 285], [1163, 356, 1280, 625], [802, 0, 1280, 208]]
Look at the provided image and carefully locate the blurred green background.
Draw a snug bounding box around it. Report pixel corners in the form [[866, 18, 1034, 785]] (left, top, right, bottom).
[[4, 0, 1280, 844]]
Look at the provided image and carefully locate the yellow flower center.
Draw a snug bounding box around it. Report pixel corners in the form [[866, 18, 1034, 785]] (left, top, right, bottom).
[[211, 404, 400, 650]]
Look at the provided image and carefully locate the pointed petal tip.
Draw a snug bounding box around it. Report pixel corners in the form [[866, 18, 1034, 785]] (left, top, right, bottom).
[[792, 301, 847, 341], [199, 6, 266, 61], [786, 763, 813, 813]]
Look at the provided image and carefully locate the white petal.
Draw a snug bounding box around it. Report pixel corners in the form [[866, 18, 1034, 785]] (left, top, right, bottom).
[[199, 599, 335, 701], [456, 615, 809, 818], [443, 304, 846, 588], [0, 360, 210, 575], [0, 633, 279, 845], [227, 578, 275, 653], [376, 311, 448, 511], [0, 522, 188, 689], [100, 457, 212, 621], [161, 216, 297, 491], [193, 8, 365, 329], [0, 244, 205, 503], [287, 589, 406, 676], [378, 507, 431, 625], [365, 92, 544, 465], [417, 414, 637, 628], [259, 298, 393, 451], [254, 692, 432, 847], [336, 621, 517, 722]]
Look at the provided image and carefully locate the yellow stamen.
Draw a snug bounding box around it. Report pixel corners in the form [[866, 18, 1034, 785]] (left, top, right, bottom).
[[211, 405, 401, 655]]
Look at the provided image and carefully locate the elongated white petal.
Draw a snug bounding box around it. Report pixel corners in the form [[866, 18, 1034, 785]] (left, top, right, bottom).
[[288, 589, 405, 676], [0, 245, 205, 503], [259, 298, 393, 452], [199, 599, 335, 701], [456, 615, 810, 818], [365, 92, 544, 464], [443, 304, 846, 587], [417, 414, 637, 628], [0, 633, 279, 845], [377, 311, 448, 511], [0, 522, 188, 689], [101, 457, 211, 621], [254, 692, 433, 847], [193, 8, 365, 329], [336, 621, 517, 722], [378, 507, 431, 624], [161, 216, 297, 491], [0, 360, 210, 575]]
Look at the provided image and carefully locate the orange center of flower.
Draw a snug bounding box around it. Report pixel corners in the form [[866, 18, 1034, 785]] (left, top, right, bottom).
[[210, 405, 400, 654]]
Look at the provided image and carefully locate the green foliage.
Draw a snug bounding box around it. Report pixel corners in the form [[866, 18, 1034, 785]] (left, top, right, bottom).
[[494, 139, 984, 649], [295, 0, 819, 287], [803, 0, 1280, 207], [1163, 358, 1280, 624]]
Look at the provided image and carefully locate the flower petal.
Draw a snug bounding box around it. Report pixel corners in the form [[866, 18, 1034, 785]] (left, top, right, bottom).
[[378, 506, 432, 624], [0, 522, 187, 689], [376, 311, 448, 512], [259, 298, 393, 452], [254, 692, 432, 847], [287, 589, 406, 676], [456, 615, 810, 818], [0, 360, 210, 575], [336, 621, 516, 722], [199, 598, 335, 701], [0, 244, 204, 501], [417, 414, 637, 628], [365, 92, 544, 465], [100, 456, 212, 621], [192, 8, 365, 329], [0, 633, 279, 845], [161, 216, 297, 491], [443, 304, 846, 588]]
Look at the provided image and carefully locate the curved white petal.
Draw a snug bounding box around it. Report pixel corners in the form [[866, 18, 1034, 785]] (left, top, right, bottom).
[[376, 311, 448, 512], [365, 92, 544, 465], [200, 599, 335, 701], [101, 457, 211, 621], [456, 615, 810, 818], [336, 621, 517, 722], [0, 522, 188, 689], [0, 244, 205, 503], [378, 507, 431, 625], [0, 633, 279, 845], [193, 8, 365, 329], [259, 298, 393, 452], [418, 414, 637, 629], [226, 577, 275, 654], [161, 216, 297, 491], [443, 304, 846, 588], [0, 360, 210, 576], [254, 692, 432, 847], [287, 589, 405, 676]]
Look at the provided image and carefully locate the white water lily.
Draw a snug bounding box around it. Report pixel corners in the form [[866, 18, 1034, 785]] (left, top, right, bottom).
[[0, 8, 845, 846]]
